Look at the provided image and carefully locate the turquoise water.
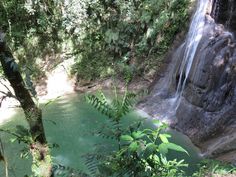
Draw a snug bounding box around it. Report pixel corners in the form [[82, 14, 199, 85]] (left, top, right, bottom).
[[0, 92, 202, 176]]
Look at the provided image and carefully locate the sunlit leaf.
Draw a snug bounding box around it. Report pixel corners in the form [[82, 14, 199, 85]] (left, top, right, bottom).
[[165, 143, 189, 155], [159, 134, 170, 143], [129, 141, 139, 152], [132, 131, 145, 139], [121, 135, 134, 142]]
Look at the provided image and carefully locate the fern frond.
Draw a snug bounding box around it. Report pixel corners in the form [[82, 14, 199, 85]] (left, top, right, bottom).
[[118, 92, 136, 117], [116, 166, 133, 177], [97, 91, 109, 107], [51, 163, 89, 177], [126, 119, 146, 133], [95, 129, 116, 140], [86, 95, 113, 118], [83, 154, 100, 177], [86, 91, 137, 121]]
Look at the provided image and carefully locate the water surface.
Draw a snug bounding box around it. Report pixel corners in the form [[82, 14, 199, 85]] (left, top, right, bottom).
[[0, 92, 201, 176]]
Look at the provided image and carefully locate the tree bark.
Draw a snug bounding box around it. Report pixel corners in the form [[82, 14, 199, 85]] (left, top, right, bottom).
[[0, 35, 46, 144], [0, 31, 51, 176]]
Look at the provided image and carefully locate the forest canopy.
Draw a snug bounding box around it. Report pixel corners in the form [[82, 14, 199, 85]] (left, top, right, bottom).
[[0, 0, 190, 82], [1, 1, 236, 177]]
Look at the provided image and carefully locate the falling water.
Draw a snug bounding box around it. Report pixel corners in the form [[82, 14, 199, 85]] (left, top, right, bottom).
[[139, 0, 236, 163], [174, 0, 209, 108]]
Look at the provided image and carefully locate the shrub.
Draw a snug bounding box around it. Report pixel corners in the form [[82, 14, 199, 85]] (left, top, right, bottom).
[[86, 90, 188, 177]]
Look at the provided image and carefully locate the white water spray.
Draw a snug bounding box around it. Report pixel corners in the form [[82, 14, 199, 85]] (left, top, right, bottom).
[[174, 0, 209, 108]]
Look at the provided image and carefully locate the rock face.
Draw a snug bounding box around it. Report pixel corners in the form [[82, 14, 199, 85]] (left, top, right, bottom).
[[212, 0, 236, 31], [139, 0, 236, 163]]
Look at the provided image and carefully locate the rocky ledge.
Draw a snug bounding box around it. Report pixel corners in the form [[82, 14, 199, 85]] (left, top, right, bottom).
[[139, 0, 236, 163]]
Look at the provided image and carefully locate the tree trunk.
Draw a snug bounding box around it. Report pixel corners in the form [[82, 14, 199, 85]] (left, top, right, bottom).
[[0, 34, 46, 144], [0, 31, 51, 176]]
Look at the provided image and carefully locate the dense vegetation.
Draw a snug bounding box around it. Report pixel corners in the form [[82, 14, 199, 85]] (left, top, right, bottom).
[[0, 0, 236, 177], [68, 0, 190, 81], [85, 91, 189, 177], [0, 0, 190, 82]]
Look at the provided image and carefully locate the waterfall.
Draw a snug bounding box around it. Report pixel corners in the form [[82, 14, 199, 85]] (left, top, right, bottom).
[[174, 0, 209, 108], [139, 0, 236, 162]]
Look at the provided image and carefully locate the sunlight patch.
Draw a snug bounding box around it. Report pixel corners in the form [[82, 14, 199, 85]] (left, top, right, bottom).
[[0, 108, 17, 125]]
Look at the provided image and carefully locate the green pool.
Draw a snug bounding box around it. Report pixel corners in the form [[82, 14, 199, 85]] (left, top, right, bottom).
[[0, 92, 202, 176]]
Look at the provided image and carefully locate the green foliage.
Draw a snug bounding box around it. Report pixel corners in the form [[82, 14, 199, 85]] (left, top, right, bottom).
[[0, 0, 63, 81], [0, 126, 32, 145], [192, 160, 236, 177], [86, 90, 188, 177], [86, 90, 136, 121], [0, 0, 62, 49], [68, 0, 190, 81], [50, 163, 89, 177], [0, 0, 190, 82], [0, 68, 3, 76], [97, 120, 188, 177]]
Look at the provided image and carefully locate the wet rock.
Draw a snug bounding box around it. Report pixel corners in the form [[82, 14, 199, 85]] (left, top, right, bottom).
[[174, 23, 236, 159], [140, 0, 236, 163], [212, 0, 236, 32]]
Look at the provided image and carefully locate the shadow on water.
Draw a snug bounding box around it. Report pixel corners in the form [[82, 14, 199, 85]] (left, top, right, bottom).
[[0, 92, 202, 176]]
